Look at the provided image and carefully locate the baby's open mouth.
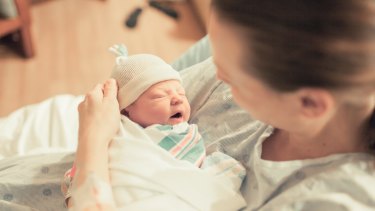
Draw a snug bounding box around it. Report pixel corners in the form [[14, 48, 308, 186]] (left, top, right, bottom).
[[170, 112, 182, 119]]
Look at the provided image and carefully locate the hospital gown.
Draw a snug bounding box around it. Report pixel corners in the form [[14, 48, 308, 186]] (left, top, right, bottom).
[[202, 118, 375, 211]]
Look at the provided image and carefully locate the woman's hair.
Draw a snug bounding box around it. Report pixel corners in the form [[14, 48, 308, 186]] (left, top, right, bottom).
[[211, 0, 375, 153]]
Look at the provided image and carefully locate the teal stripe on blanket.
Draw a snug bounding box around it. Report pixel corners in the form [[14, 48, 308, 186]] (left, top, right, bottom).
[[157, 124, 190, 150], [156, 125, 173, 131], [158, 133, 186, 151]]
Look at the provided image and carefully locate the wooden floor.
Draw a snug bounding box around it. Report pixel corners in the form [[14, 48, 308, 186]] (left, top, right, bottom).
[[0, 0, 205, 116]]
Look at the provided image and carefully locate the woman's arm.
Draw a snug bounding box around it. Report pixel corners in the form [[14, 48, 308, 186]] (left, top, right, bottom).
[[70, 79, 120, 211]]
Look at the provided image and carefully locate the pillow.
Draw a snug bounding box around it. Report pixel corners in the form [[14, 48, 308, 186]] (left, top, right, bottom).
[[171, 35, 212, 72], [180, 57, 260, 159]]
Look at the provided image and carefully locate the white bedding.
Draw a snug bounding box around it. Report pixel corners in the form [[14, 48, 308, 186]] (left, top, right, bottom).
[[0, 95, 83, 159]]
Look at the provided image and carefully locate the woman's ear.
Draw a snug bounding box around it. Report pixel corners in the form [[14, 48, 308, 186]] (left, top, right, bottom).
[[296, 88, 335, 119]]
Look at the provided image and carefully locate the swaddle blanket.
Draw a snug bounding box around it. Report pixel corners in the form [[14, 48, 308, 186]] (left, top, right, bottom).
[[67, 116, 246, 211], [143, 122, 206, 167]]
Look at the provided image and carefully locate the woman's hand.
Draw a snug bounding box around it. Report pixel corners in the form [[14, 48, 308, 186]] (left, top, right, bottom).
[[70, 79, 120, 210], [78, 79, 120, 148]]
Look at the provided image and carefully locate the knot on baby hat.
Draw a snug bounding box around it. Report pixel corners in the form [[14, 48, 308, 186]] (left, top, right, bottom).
[[109, 44, 182, 110]]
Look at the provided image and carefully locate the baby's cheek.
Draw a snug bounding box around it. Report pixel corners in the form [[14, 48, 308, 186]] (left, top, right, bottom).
[[150, 105, 169, 119], [185, 107, 190, 121]]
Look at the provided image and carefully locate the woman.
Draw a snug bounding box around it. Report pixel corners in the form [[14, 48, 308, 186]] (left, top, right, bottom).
[[73, 0, 375, 210]]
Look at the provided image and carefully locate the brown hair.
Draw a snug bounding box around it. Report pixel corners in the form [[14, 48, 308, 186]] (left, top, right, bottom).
[[212, 0, 375, 153]]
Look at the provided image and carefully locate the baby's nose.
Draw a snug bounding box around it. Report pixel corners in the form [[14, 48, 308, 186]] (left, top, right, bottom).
[[171, 95, 183, 105]]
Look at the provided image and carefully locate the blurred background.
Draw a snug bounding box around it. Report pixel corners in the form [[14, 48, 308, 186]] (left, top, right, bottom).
[[0, 0, 210, 116]]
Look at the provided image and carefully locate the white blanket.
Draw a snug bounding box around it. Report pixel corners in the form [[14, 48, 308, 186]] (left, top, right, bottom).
[[105, 117, 246, 211], [0, 95, 83, 159]]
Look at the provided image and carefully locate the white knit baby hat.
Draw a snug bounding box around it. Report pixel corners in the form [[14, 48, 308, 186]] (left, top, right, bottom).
[[109, 44, 182, 110]]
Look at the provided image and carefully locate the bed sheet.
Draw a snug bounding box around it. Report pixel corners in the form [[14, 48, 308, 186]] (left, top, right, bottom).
[[0, 152, 74, 211]]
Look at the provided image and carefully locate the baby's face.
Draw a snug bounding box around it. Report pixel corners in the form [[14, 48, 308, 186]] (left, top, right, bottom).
[[125, 80, 191, 127]]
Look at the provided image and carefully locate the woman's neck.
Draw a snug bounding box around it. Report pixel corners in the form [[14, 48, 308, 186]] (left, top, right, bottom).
[[262, 99, 374, 161]]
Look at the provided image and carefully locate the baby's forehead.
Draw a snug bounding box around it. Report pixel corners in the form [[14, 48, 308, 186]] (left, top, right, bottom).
[[148, 80, 184, 92]]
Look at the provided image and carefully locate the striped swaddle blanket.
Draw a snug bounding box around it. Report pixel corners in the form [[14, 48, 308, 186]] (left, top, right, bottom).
[[147, 123, 206, 167]]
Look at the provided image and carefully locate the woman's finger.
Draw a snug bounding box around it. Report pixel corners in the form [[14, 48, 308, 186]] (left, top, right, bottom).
[[103, 79, 118, 99], [86, 83, 104, 103]]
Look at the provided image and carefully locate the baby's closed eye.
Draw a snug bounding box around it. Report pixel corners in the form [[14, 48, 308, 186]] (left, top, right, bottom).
[[150, 94, 167, 99]]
